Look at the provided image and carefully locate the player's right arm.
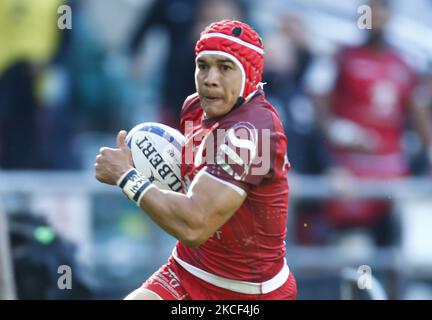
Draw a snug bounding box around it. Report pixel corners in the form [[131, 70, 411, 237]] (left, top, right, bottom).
[[95, 130, 246, 247], [137, 169, 246, 247]]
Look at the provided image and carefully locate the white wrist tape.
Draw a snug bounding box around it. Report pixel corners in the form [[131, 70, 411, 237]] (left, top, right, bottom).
[[116, 168, 153, 206]]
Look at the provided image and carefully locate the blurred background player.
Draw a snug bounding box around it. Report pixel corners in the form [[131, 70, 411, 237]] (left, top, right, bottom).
[[0, 0, 77, 169], [95, 20, 296, 300], [307, 0, 432, 246]]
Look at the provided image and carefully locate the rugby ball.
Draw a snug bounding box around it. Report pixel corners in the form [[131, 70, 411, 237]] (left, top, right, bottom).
[[125, 122, 185, 192]]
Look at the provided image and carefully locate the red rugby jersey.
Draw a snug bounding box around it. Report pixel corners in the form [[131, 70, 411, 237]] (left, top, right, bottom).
[[331, 46, 417, 177], [176, 90, 290, 282]]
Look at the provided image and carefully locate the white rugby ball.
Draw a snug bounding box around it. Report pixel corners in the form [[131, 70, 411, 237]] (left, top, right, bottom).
[[125, 122, 185, 192]]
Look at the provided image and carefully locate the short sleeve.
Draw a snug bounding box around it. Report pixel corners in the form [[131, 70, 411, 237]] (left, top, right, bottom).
[[205, 114, 282, 193]]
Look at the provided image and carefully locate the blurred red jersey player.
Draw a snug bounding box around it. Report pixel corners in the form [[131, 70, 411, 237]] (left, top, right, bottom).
[[95, 20, 296, 299], [308, 0, 432, 240]]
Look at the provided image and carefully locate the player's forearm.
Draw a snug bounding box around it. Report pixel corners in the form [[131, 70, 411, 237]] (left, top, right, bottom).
[[137, 187, 207, 246]]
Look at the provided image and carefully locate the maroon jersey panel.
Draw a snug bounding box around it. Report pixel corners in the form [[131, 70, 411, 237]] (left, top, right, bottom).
[[177, 91, 290, 282]]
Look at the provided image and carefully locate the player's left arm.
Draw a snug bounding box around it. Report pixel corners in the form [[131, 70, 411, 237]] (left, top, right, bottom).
[[95, 131, 246, 247]]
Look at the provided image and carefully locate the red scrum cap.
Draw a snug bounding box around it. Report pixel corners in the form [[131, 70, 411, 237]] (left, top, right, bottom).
[[195, 20, 265, 99]]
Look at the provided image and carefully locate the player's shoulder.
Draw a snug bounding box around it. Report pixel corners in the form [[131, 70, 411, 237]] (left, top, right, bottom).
[[335, 45, 362, 62], [220, 91, 281, 132], [180, 92, 201, 118], [180, 93, 203, 133]]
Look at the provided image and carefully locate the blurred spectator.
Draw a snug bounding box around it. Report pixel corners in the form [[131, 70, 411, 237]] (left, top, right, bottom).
[[262, 13, 332, 245], [263, 13, 330, 174], [9, 210, 92, 299], [0, 62, 39, 169], [0, 0, 63, 74], [306, 0, 432, 246], [0, 0, 78, 169], [191, 0, 246, 40], [67, 0, 125, 135], [128, 0, 199, 129]]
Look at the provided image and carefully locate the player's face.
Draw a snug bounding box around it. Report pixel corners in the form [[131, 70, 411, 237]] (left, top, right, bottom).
[[195, 54, 243, 118]]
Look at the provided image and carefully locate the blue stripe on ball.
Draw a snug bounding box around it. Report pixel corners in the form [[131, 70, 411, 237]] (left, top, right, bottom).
[[140, 124, 182, 152]]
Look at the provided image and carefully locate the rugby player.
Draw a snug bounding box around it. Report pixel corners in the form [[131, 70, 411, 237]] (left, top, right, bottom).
[[95, 20, 296, 300]]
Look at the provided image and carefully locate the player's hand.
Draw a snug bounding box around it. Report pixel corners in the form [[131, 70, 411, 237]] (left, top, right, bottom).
[[95, 130, 133, 185], [326, 119, 380, 153]]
